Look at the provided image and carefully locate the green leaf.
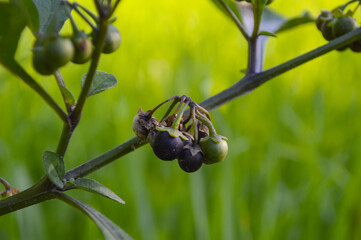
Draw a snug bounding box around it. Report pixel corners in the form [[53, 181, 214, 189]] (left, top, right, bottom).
[[252, 0, 267, 27], [32, 0, 71, 33], [0, 3, 26, 63], [59, 193, 133, 240], [9, 0, 39, 32], [59, 85, 76, 106], [81, 71, 118, 97], [259, 31, 277, 37], [73, 178, 125, 204], [43, 151, 65, 188], [275, 12, 315, 34]]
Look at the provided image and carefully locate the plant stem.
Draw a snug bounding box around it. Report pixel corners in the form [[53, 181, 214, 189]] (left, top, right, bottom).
[[2, 61, 68, 124], [70, 18, 108, 127], [56, 124, 73, 156], [0, 176, 54, 216], [217, 0, 250, 39], [65, 137, 146, 179], [2, 25, 361, 215], [247, 36, 261, 73]]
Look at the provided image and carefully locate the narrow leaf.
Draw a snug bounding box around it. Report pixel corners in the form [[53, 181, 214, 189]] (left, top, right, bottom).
[[73, 178, 125, 204], [32, 0, 71, 33], [81, 71, 118, 97], [275, 12, 315, 34], [59, 85, 76, 106], [59, 193, 133, 240], [0, 3, 26, 62], [43, 151, 65, 188], [10, 0, 39, 32], [259, 31, 277, 37]]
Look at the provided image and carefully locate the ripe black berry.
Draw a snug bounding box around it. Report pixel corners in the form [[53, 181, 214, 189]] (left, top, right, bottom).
[[151, 131, 184, 161], [178, 146, 203, 173]]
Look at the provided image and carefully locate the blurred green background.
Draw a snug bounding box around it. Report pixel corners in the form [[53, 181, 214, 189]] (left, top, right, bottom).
[[1, 0, 361, 239]]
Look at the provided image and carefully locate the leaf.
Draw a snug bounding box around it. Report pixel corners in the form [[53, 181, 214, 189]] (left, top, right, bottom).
[[275, 12, 315, 34], [43, 151, 65, 188], [81, 71, 118, 97], [0, 3, 26, 63], [252, 0, 267, 27], [59, 85, 76, 106], [73, 178, 125, 204], [32, 0, 71, 33], [59, 193, 133, 240], [259, 31, 277, 37], [9, 0, 39, 32]]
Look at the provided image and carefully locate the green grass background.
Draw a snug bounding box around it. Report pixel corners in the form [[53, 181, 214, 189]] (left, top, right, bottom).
[[1, 0, 361, 239]]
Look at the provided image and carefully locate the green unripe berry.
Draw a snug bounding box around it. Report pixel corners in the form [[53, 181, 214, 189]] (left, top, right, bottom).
[[44, 37, 74, 68], [200, 135, 228, 164], [102, 25, 121, 54], [32, 48, 57, 75], [71, 31, 93, 64], [332, 16, 358, 38]]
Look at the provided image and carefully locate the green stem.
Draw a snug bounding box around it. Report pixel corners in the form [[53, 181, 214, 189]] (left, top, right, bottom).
[[2, 25, 361, 215], [71, 18, 109, 127], [171, 101, 189, 129], [196, 114, 217, 136], [56, 124, 73, 156], [110, 0, 122, 16], [2, 61, 68, 124], [65, 137, 146, 179], [68, 2, 96, 30], [217, 0, 249, 39], [0, 176, 54, 216]]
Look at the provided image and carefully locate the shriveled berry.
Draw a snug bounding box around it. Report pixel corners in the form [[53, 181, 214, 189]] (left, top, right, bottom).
[[178, 147, 203, 173], [152, 131, 184, 161], [132, 108, 159, 140], [316, 10, 332, 31]]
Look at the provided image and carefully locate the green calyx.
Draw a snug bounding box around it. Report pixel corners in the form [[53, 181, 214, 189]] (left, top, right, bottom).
[[200, 134, 228, 144], [156, 126, 189, 141]]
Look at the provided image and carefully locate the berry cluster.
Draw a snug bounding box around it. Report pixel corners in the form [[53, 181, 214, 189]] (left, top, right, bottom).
[[132, 95, 228, 173], [32, 2, 121, 75], [316, 7, 361, 52]]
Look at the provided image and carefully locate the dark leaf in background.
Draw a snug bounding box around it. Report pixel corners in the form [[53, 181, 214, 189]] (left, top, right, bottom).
[[0, 3, 26, 64], [10, 0, 39, 33]]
